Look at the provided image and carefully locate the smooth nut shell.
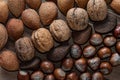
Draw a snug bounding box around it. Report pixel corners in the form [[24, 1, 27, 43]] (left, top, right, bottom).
[[17, 71, 30, 80], [31, 71, 44, 80], [110, 53, 120, 66], [75, 0, 89, 8], [31, 28, 54, 53]]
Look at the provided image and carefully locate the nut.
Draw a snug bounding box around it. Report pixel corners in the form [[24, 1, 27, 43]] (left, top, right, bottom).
[[92, 72, 104, 80], [31, 71, 44, 80], [110, 53, 120, 66], [80, 72, 91, 80], [66, 72, 79, 80], [44, 74, 55, 80], [17, 71, 30, 80], [75, 0, 89, 8]]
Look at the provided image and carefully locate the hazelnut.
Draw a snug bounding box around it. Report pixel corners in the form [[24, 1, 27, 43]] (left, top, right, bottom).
[[92, 72, 104, 80], [66, 72, 79, 80], [17, 71, 30, 80], [31, 71, 44, 80], [110, 53, 120, 66], [44, 74, 55, 80], [113, 25, 120, 38], [80, 72, 91, 80], [116, 41, 120, 53]]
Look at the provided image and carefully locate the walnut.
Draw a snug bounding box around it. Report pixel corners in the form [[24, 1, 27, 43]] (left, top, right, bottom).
[[31, 28, 54, 53], [50, 19, 71, 42], [15, 37, 35, 61], [75, 0, 89, 8]]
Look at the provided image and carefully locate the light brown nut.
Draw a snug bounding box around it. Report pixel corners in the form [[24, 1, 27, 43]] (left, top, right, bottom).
[[31, 28, 54, 53], [50, 19, 71, 42], [75, 0, 89, 8]]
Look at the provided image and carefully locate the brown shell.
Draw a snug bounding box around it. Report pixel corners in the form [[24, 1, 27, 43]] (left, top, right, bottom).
[[39, 2, 58, 25], [0, 1, 9, 23], [57, 0, 74, 15], [26, 0, 41, 10], [0, 24, 8, 50], [22, 9, 40, 30], [50, 19, 71, 42], [6, 18, 24, 40], [15, 37, 35, 61], [0, 50, 19, 71], [8, 0, 25, 17], [87, 0, 107, 21], [75, 0, 89, 8], [31, 28, 54, 53]]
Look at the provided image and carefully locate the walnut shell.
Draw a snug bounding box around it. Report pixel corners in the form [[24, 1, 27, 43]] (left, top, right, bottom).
[[0, 24, 8, 50], [75, 0, 89, 8], [39, 2, 58, 25], [31, 28, 54, 53], [87, 0, 107, 21], [15, 37, 35, 61], [0, 1, 9, 23], [110, 0, 120, 14], [50, 19, 71, 42], [66, 8, 88, 31]]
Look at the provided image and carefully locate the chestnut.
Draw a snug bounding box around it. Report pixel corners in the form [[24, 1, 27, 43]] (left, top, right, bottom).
[[40, 61, 54, 74], [110, 53, 120, 66], [62, 58, 74, 71], [70, 44, 82, 59], [83, 45, 96, 58], [100, 62, 112, 75], [113, 25, 120, 38], [116, 41, 120, 53], [75, 58, 87, 72], [104, 35, 116, 47], [80, 72, 91, 80], [17, 71, 30, 80], [31, 71, 44, 80], [66, 72, 79, 80], [90, 33, 103, 46], [54, 68, 66, 80], [92, 72, 104, 80], [97, 47, 112, 59], [44, 74, 55, 80]]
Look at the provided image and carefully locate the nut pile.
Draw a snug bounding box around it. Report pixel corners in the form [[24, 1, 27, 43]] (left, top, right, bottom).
[[0, 0, 120, 80]]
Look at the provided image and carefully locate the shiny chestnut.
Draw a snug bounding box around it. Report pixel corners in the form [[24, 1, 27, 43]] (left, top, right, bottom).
[[92, 72, 104, 80], [104, 35, 116, 47], [17, 71, 30, 80], [100, 62, 112, 75], [80, 72, 91, 80], [66, 72, 79, 80], [70, 44, 82, 59], [97, 47, 112, 59], [113, 25, 120, 38], [40, 61, 54, 74], [44, 74, 55, 80], [62, 58, 74, 71], [31, 71, 44, 80], [75, 58, 87, 72], [90, 33, 103, 46], [116, 41, 120, 53], [83, 45, 96, 58], [110, 53, 120, 66]]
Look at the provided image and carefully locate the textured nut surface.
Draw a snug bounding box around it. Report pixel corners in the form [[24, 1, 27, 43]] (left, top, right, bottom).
[[39, 2, 58, 25], [31, 28, 54, 53], [87, 0, 107, 21], [50, 19, 71, 42], [75, 0, 89, 8], [0, 1, 9, 23], [67, 8, 88, 31], [15, 37, 35, 61], [22, 9, 40, 30]]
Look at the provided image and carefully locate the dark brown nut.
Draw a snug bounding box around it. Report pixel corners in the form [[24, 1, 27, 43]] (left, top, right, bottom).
[[39, 2, 58, 25], [97, 47, 112, 59], [6, 18, 24, 40], [116, 41, 120, 53], [90, 33, 103, 46], [0, 1, 9, 23], [47, 45, 70, 62], [66, 72, 79, 80], [0, 24, 8, 50], [87, 0, 107, 21], [45, 74, 55, 80], [70, 44, 82, 59], [110, 0, 120, 14], [31, 71, 44, 80], [66, 8, 89, 31], [15, 37, 35, 61], [92, 72, 104, 80], [110, 53, 120, 66], [83, 45, 96, 58], [75, 0, 89, 8], [104, 36, 116, 47], [54, 68, 66, 80], [114, 25, 120, 38], [31, 28, 54, 53], [75, 58, 87, 72], [72, 25, 92, 45], [17, 71, 30, 80], [22, 9, 40, 30], [80, 72, 91, 80], [40, 61, 54, 74], [20, 57, 41, 70], [0, 50, 19, 71], [62, 58, 74, 71], [26, 0, 41, 10], [100, 62, 112, 75], [57, 0, 74, 15], [46, 0, 57, 4], [50, 19, 71, 42], [8, 0, 25, 17], [88, 57, 101, 71]]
